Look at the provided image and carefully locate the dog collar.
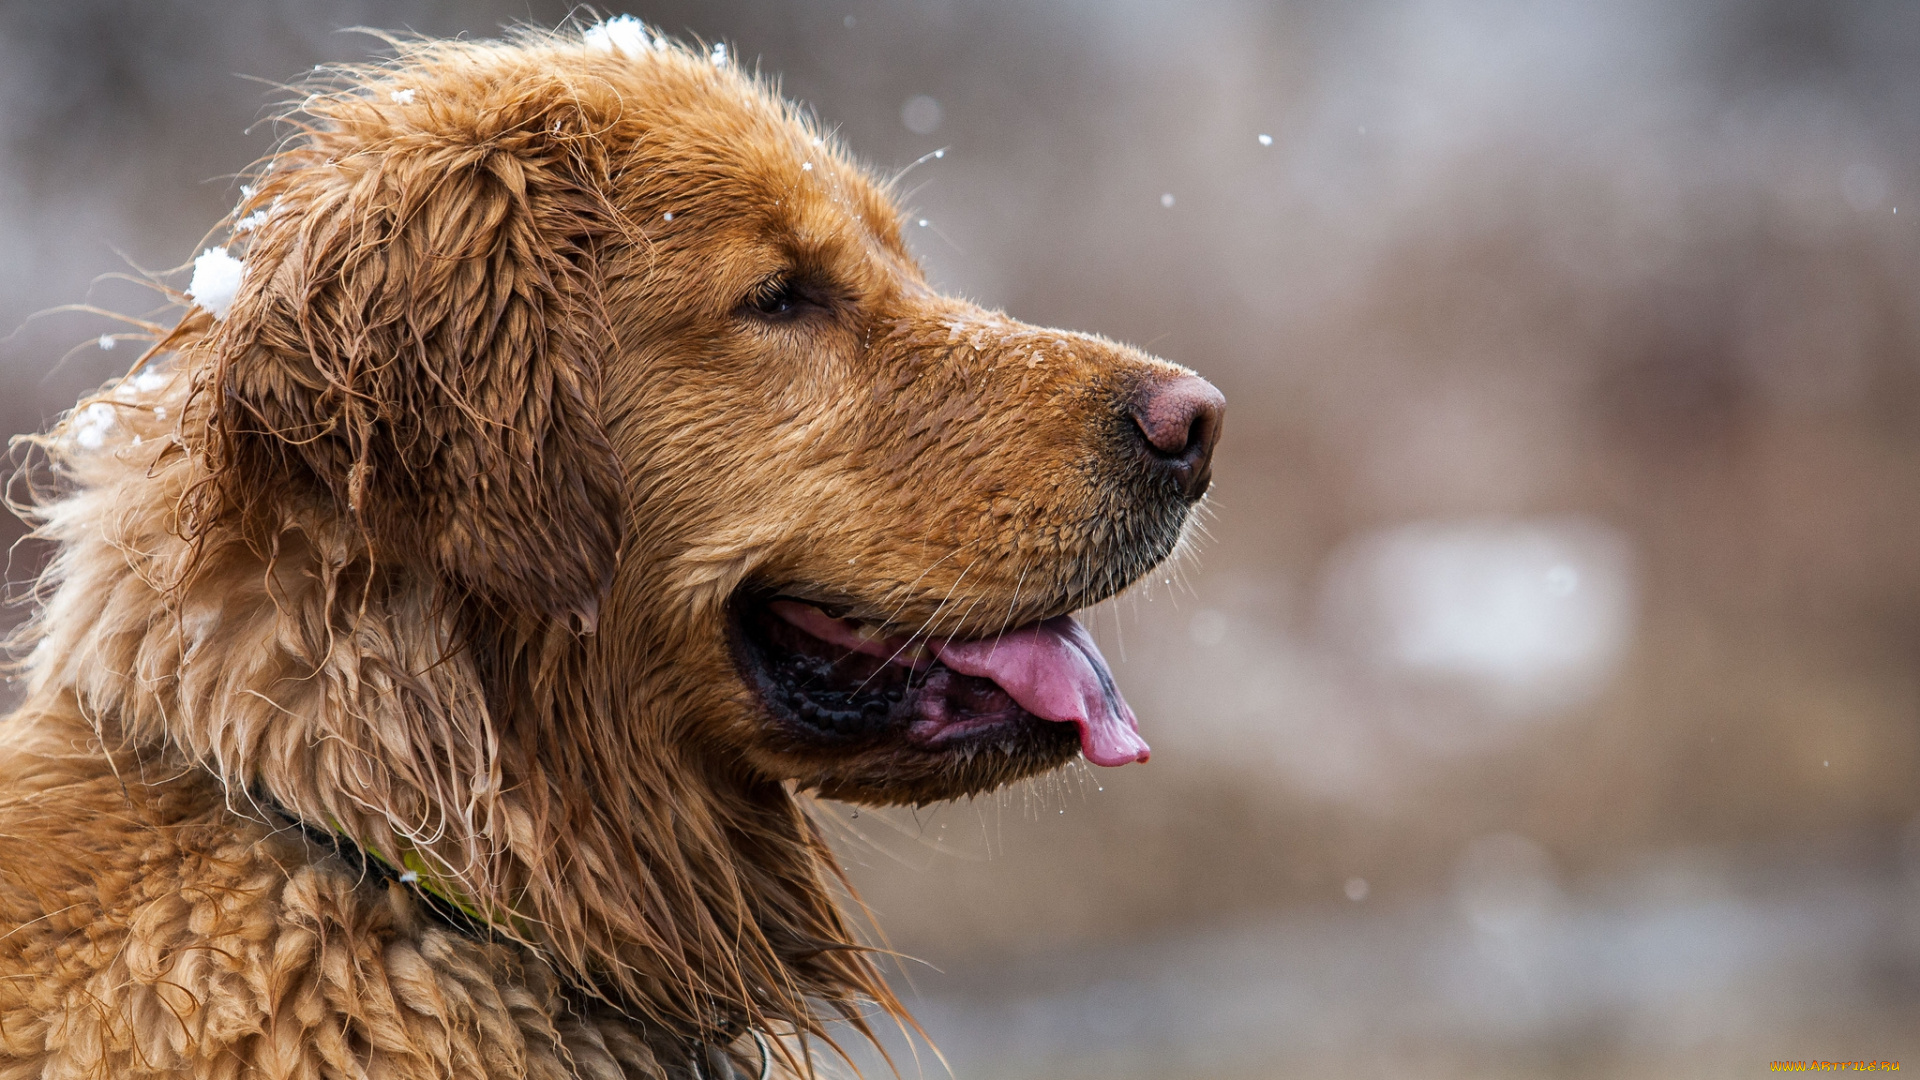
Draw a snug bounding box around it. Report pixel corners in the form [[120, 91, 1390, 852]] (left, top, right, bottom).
[[267, 802, 519, 936], [348, 826, 512, 931]]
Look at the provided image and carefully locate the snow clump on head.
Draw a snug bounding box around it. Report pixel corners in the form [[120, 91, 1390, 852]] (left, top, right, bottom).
[[70, 402, 116, 450], [585, 16, 656, 58], [187, 247, 245, 320], [113, 364, 172, 401]]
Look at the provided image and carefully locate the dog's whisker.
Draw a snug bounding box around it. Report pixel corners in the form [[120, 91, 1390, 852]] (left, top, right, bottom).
[[897, 552, 981, 666], [873, 535, 980, 633], [984, 556, 1035, 663], [850, 537, 993, 692]]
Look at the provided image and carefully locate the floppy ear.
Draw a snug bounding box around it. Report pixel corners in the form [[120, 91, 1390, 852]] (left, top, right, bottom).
[[203, 107, 625, 631]]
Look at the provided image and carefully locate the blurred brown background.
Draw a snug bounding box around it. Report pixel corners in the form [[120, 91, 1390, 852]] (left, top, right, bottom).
[[4, 1, 1919, 1077]]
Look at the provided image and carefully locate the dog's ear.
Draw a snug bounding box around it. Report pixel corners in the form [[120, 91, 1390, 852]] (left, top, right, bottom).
[[202, 102, 625, 631]]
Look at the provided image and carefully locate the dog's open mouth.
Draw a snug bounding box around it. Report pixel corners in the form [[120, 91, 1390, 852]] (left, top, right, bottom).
[[732, 596, 1150, 767]]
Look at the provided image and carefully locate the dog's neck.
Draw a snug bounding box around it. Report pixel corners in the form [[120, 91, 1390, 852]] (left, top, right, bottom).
[[16, 387, 892, 1053]]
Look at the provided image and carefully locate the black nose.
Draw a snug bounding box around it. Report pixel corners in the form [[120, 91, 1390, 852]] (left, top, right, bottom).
[[1128, 373, 1225, 500]]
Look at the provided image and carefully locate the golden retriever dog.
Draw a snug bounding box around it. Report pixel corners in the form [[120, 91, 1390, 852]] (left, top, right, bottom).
[[0, 21, 1221, 1080]]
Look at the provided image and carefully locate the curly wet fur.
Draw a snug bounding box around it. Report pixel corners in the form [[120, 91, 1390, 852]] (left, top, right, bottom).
[[0, 22, 1212, 1079]]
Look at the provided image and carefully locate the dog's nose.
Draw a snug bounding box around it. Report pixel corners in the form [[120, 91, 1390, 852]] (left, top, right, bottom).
[[1128, 373, 1225, 501]]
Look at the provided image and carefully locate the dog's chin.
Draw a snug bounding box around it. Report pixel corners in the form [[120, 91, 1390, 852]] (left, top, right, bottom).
[[727, 593, 1102, 805]]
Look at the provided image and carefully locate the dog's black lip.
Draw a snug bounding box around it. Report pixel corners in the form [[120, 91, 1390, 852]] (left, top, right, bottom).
[[726, 589, 887, 746]]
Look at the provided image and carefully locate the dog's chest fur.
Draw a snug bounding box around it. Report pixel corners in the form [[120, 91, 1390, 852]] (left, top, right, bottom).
[[0, 709, 690, 1080]]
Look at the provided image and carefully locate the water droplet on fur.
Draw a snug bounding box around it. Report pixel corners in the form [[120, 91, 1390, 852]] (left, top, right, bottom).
[[662, 212, 673, 222], [802, 161, 813, 171]]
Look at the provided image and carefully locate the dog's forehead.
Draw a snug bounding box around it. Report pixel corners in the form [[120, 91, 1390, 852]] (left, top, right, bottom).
[[586, 53, 907, 258], [774, 160, 909, 267]]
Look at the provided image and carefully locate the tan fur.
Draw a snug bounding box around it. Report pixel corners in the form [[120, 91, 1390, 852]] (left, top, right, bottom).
[[0, 24, 1211, 1079]]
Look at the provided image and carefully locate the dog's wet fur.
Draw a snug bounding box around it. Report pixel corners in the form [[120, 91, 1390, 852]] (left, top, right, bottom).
[[0, 25, 1218, 1078]]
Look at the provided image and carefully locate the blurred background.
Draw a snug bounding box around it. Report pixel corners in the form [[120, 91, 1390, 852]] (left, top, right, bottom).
[[4, 1, 1919, 1076]]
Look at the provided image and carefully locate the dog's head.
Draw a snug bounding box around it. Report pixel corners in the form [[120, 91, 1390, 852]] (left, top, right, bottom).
[[48, 23, 1226, 1057], [198, 26, 1221, 810]]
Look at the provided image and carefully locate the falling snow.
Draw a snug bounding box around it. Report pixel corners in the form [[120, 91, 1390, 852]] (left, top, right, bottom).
[[902, 94, 943, 135], [389, 88, 415, 105], [1160, 193, 1175, 208], [97, 335, 114, 351]]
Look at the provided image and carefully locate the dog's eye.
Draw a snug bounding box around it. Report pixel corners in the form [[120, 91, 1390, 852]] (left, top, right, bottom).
[[748, 279, 798, 316], [741, 274, 824, 320]]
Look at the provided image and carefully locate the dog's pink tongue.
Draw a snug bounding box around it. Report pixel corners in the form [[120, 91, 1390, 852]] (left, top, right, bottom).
[[934, 617, 1150, 767]]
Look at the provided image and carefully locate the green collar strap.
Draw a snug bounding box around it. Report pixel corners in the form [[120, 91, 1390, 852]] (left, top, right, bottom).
[[322, 815, 528, 936]]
